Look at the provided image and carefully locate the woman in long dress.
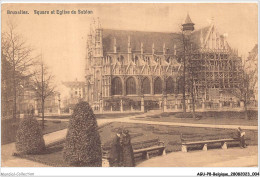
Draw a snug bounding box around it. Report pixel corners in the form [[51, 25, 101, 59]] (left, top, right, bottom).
[[120, 129, 135, 167]]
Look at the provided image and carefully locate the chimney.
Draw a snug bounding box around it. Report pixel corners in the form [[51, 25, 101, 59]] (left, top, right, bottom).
[[152, 43, 155, 54], [174, 44, 176, 56]]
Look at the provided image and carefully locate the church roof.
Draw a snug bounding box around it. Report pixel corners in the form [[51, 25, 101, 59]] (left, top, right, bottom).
[[102, 29, 182, 54], [102, 25, 226, 53], [190, 26, 211, 47]]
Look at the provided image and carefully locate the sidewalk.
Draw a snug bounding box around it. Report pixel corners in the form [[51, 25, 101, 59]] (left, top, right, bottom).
[[137, 146, 258, 167], [38, 113, 258, 130]]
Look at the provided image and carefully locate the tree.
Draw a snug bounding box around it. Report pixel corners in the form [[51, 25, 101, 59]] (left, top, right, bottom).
[[239, 48, 258, 120], [1, 52, 14, 118], [31, 58, 55, 128], [2, 20, 34, 119], [63, 101, 102, 167], [177, 16, 197, 118], [245, 44, 258, 105], [16, 116, 45, 155]]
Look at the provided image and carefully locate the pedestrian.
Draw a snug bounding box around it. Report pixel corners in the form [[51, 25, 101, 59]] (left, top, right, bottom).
[[108, 128, 123, 167], [237, 127, 246, 148], [31, 106, 35, 117], [120, 129, 135, 167]]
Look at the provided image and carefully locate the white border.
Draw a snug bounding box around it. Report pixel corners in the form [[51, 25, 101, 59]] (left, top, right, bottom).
[[0, 0, 259, 176]]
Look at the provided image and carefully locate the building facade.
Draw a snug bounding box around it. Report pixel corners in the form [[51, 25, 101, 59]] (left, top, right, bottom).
[[85, 15, 244, 112], [62, 79, 86, 111]]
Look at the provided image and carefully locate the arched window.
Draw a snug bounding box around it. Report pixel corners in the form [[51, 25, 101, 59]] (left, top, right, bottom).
[[166, 77, 174, 94], [177, 77, 184, 94], [154, 77, 162, 94], [142, 77, 150, 94], [126, 77, 136, 95], [112, 77, 122, 95]]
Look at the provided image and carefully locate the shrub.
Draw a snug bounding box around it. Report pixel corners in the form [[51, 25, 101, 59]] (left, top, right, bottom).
[[160, 112, 170, 117], [174, 113, 203, 119], [63, 101, 102, 167], [15, 117, 45, 155], [150, 115, 160, 118]]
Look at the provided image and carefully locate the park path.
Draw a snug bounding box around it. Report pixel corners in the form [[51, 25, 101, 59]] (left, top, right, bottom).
[[115, 117, 258, 130], [137, 146, 258, 167]]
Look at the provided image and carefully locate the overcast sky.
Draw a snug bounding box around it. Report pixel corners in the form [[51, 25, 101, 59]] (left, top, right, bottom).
[[2, 3, 258, 85]]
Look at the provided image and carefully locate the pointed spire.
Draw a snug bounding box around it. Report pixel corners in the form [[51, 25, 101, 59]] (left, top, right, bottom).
[[89, 23, 92, 35], [200, 30, 204, 45], [183, 13, 195, 32], [114, 37, 117, 53], [211, 17, 215, 25], [97, 17, 101, 28], [141, 42, 143, 54], [163, 43, 166, 55], [152, 43, 155, 54], [128, 35, 131, 53], [185, 13, 194, 24]]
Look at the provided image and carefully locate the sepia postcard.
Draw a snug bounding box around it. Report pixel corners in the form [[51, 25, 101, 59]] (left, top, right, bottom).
[[1, 1, 259, 177]]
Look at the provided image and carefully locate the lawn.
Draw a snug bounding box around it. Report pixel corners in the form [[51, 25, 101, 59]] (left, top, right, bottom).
[[136, 110, 258, 126], [1, 118, 68, 145], [17, 122, 258, 167]]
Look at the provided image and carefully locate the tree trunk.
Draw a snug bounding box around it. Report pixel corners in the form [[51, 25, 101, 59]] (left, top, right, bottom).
[[41, 61, 45, 128], [191, 94, 196, 119], [12, 51, 16, 119], [244, 103, 248, 120], [190, 63, 196, 119], [182, 33, 186, 113], [244, 93, 248, 120], [13, 74, 16, 119], [42, 99, 45, 128]]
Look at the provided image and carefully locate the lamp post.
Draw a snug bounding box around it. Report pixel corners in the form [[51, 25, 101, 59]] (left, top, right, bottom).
[[58, 93, 61, 115]]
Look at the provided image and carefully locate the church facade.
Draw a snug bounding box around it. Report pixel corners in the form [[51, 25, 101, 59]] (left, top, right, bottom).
[[85, 15, 243, 112]]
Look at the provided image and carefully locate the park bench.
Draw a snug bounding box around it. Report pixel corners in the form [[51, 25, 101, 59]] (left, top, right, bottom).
[[102, 138, 166, 160], [132, 138, 166, 159], [180, 133, 247, 152]]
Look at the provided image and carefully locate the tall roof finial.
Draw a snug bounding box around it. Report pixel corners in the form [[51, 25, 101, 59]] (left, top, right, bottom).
[[97, 17, 101, 28], [211, 16, 215, 25], [185, 13, 193, 24]]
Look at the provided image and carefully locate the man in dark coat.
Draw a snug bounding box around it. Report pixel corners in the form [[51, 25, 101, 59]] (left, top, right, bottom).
[[108, 129, 123, 167], [121, 129, 135, 167], [237, 127, 246, 148]]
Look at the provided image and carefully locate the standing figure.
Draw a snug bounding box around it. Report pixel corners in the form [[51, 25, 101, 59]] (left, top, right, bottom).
[[120, 129, 135, 167], [237, 127, 246, 148], [108, 129, 123, 167]]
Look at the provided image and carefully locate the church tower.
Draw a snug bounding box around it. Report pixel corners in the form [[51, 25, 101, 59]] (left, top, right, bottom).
[[85, 18, 104, 110], [182, 13, 195, 36]]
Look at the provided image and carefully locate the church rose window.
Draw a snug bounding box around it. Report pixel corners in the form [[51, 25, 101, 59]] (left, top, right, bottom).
[[142, 77, 150, 94], [166, 77, 174, 94], [126, 77, 136, 95], [112, 77, 122, 95], [154, 77, 162, 94]]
